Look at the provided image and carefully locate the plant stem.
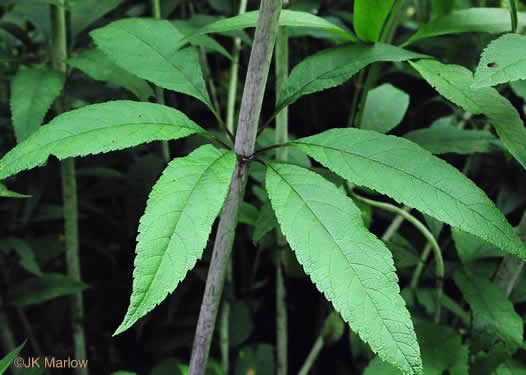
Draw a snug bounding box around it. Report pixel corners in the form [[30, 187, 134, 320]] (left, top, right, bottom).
[[352, 192, 443, 323], [50, 3, 87, 374], [381, 206, 411, 241], [298, 333, 324, 375], [151, 0, 170, 162], [275, 22, 289, 375], [226, 0, 248, 134], [494, 211, 526, 297], [188, 1, 282, 374], [218, 1, 248, 370]]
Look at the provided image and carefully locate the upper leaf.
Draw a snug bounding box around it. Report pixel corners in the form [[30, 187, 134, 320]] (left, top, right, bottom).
[[90, 19, 213, 111], [277, 43, 426, 113], [361, 83, 409, 133], [192, 9, 356, 44], [10, 66, 65, 142], [410, 59, 526, 170], [265, 163, 422, 375], [0, 101, 205, 180], [403, 8, 526, 46], [290, 128, 526, 259], [454, 270, 523, 351], [115, 145, 236, 335], [354, 0, 395, 42], [473, 33, 526, 88], [67, 48, 154, 101]]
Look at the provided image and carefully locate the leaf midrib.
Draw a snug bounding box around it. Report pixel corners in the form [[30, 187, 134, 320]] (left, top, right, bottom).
[[269, 164, 418, 374], [293, 140, 512, 243]]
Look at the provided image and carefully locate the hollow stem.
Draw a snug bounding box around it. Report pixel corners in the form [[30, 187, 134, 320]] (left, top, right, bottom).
[[187, 1, 282, 374], [352, 192, 443, 323]]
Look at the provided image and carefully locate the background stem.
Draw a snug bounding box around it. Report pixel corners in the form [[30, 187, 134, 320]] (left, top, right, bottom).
[[188, 1, 282, 374], [151, 0, 170, 162], [0, 311, 21, 375], [51, 3, 87, 374], [298, 334, 324, 375], [275, 21, 289, 375]]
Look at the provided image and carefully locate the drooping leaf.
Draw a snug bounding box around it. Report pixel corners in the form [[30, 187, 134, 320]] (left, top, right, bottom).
[[265, 163, 422, 375], [0, 183, 30, 198], [361, 83, 409, 133], [7, 273, 88, 307], [404, 125, 502, 155], [410, 59, 526, 170], [403, 8, 526, 46], [67, 49, 154, 101], [70, 0, 125, 38], [10, 66, 65, 142], [193, 9, 356, 43], [454, 270, 523, 351], [229, 301, 254, 347], [0, 101, 205, 180], [385, 233, 420, 269], [239, 202, 258, 226], [452, 228, 504, 264], [290, 128, 526, 259], [0, 340, 26, 375], [114, 145, 236, 335], [12, 0, 52, 38], [473, 34, 526, 88], [277, 44, 426, 113], [252, 202, 277, 245], [90, 19, 213, 111], [353, 0, 395, 42]]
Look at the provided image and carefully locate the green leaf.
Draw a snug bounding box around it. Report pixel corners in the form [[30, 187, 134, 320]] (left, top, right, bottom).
[[252, 202, 277, 245], [194, 9, 356, 43], [0, 183, 30, 198], [229, 301, 254, 347], [10, 66, 65, 142], [0, 238, 41, 275], [510, 79, 526, 100], [404, 125, 502, 155], [277, 44, 426, 113], [410, 59, 526, 170], [67, 48, 154, 101], [70, 0, 125, 38], [235, 344, 274, 375], [452, 228, 504, 264], [291, 128, 526, 259], [171, 20, 231, 59], [385, 233, 420, 269], [0, 340, 26, 375], [265, 163, 422, 375], [414, 321, 469, 375], [7, 273, 88, 306], [361, 83, 409, 133], [473, 34, 526, 88], [431, 0, 455, 18], [454, 270, 523, 351], [354, 0, 395, 42], [495, 360, 526, 375], [403, 8, 526, 46], [0, 101, 204, 180], [90, 19, 213, 111], [12, 0, 52, 38], [115, 145, 236, 335]]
